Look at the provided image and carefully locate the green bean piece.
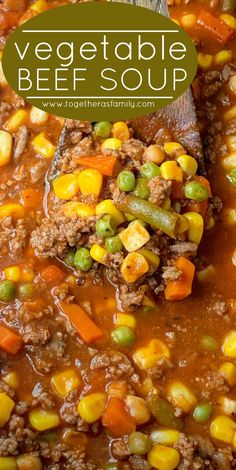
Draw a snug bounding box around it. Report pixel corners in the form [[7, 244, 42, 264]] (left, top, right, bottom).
[[117, 170, 136, 192], [111, 326, 136, 346], [96, 215, 116, 238], [184, 181, 210, 201], [134, 177, 150, 200], [227, 169, 236, 187], [140, 162, 161, 180], [0, 280, 16, 302], [146, 395, 183, 429], [94, 121, 112, 138], [19, 283, 34, 299], [128, 432, 152, 455], [64, 249, 75, 267], [74, 248, 93, 272], [105, 235, 123, 254], [193, 402, 213, 424], [117, 195, 180, 238], [201, 335, 218, 352], [222, 0, 236, 11]]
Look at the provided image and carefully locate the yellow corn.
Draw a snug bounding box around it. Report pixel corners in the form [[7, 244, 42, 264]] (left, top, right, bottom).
[[121, 252, 149, 283], [30, 107, 49, 125], [150, 429, 180, 446], [4, 266, 21, 283], [197, 265, 216, 283], [102, 137, 122, 150], [176, 155, 198, 176], [90, 244, 108, 265], [0, 61, 7, 87], [3, 372, 19, 390], [125, 395, 151, 425], [0, 130, 13, 167], [114, 313, 136, 329], [217, 396, 236, 415], [214, 50, 232, 65], [136, 378, 155, 397], [78, 393, 107, 423], [210, 415, 236, 444], [78, 169, 103, 197], [137, 248, 160, 269], [198, 53, 213, 70], [112, 122, 130, 141], [222, 152, 236, 169], [160, 161, 183, 182], [0, 393, 15, 427], [224, 106, 236, 120], [21, 266, 35, 282], [222, 331, 236, 358], [181, 14, 197, 28], [29, 409, 60, 431], [226, 135, 236, 152], [223, 208, 236, 225], [164, 142, 184, 156], [168, 381, 197, 413], [16, 455, 42, 470], [108, 381, 127, 400], [62, 201, 95, 218], [205, 216, 215, 230], [142, 295, 156, 308], [32, 132, 56, 159], [0, 458, 17, 470], [53, 174, 80, 200], [219, 362, 236, 386], [51, 369, 80, 397], [0, 203, 24, 220], [119, 220, 150, 252], [148, 445, 180, 470], [177, 215, 190, 234], [232, 431, 236, 449], [30, 0, 48, 13], [183, 212, 204, 245], [96, 199, 125, 225], [229, 75, 236, 94], [133, 339, 170, 370], [5, 110, 28, 133], [220, 13, 236, 30], [161, 196, 171, 210]]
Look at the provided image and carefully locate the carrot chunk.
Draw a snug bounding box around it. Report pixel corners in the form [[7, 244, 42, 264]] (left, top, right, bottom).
[[76, 155, 117, 176], [0, 324, 22, 354], [197, 9, 234, 43], [59, 301, 103, 344], [41, 265, 65, 284], [165, 257, 195, 301], [102, 397, 136, 437]]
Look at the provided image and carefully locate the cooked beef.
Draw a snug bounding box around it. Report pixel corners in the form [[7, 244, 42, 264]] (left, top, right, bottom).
[[0, 217, 28, 256], [90, 351, 140, 384], [119, 284, 147, 311], [148, 177, 171, 205], [162, 265, 182, 282], [14, 126, 29, 160]]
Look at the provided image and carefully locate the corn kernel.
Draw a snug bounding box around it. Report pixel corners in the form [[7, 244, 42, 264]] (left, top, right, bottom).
[[0, 203, 24, 220], [197, 265, 216, 283], [161, 196, 171, 210], [0, 130, 12, 167], [16, 455, 42, 470], [183, 212, 204, 245], [220, 13, 236, 30], [198, 53, 213, 70], [114, 313, 136, 329], [232, 431, 236, 449], [133, 339, 170, 370], [0, 61, 7, 87], [142, 295, 156, 308], [205, 216, 215, 230], [160, 161, 183, 182], [62, 201, 95, 218], [121, 252, 149, 283], [168, 381, 197, 413], [51, 369, 80, 397], [136, 378, 155, 397], [78, 169, 103, 197], [90, 244, 108, 265], [112, 122, 130, 141], [137, 248, 160, 269], [102, 137, 122, 150], [214, 50, 232, 65], [177, 215, 190, 234], [226, 135, 236, 152], [108, 381, 126, 400], [29, 409, 60, 431], [119, 220, 150, 252], [32, 132, 56, 159], [0, 393, 15, 427], [222, 152, 236, 169], [164, 142, 184, 156], [210, 415, 236, 444], [21, 266, 35, 282], [217, 396, 236, 415], [78, 393, 107, 423], [4, 266, 21, 283], [30, 107, 49, 125], [223, 208, 236, 225], [125, 395, 151, 425], [53, 174, 80, 200], [0, 457, 17, 470], [30, 0, 48, 13], [229, 75, 236, 94], [96, 199, 125, 225], [224, 106, 236, 120], [3, 372, 19, 390], [222, 331, 236, 358], [148, 444, 180, 470], [5, 110, 28, 132], [150, 429, 180, 446], [176, 155, 198, 176], [181, 14, 197, 28], [219, 362, 236, 386]]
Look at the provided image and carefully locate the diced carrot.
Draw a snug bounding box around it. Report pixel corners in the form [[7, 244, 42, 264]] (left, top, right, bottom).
[[184, 200, 208, 218], [59, 301, 103, 344], [171, 182, 184, 199], [165, 257, 195, 301], [0, 324, 22, 354], [41, 265, 65, 284], [76, 155, 117, 176], [197, 9, 234, 43], [102, 397, 136, 437], [21, 188, 42, 208]]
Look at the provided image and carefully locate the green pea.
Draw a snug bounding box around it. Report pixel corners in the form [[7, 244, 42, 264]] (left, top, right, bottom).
[[146, 395, 182, 430], [105, 235, 123, 254], [184, 181, 209, 201], [128, 432, 152, 455], [193, 402, 212, 424], [117, 170, 136, 192], [111, 326, 136, 346], [134, 177, 150, 199], [74, 248, 93, 272], [227, 169, 236, 187], [64, 249, 75, 267], [96, 215, 116, 238], [19, 283, 34, 299], [201, 335, 218, 352], [94, 121, 112, 138], [0, 280, 16, 302], [140, 162, 161, 180]]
